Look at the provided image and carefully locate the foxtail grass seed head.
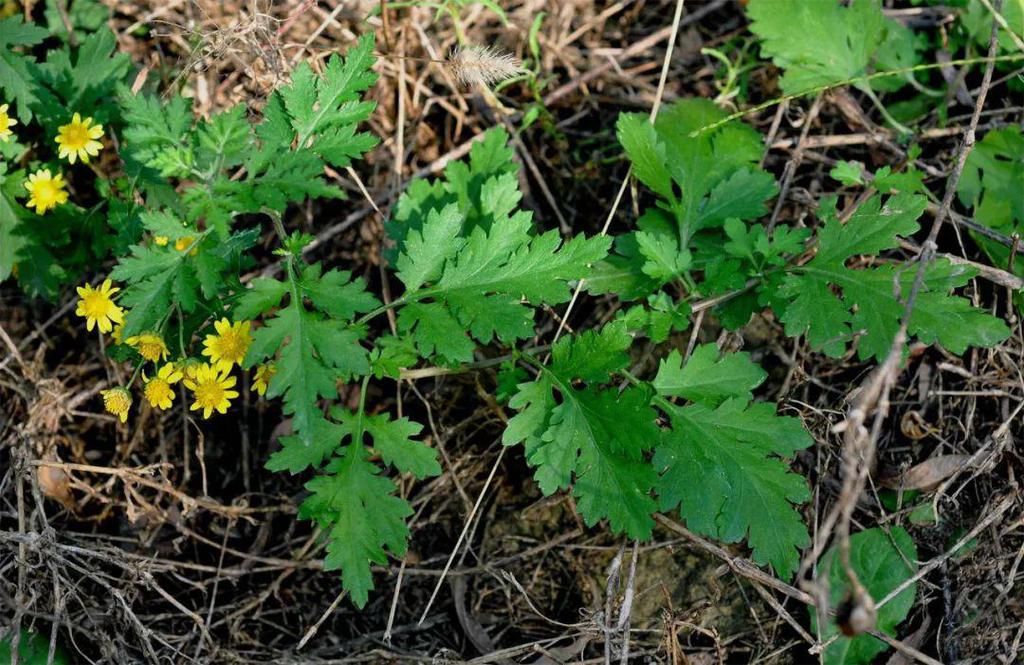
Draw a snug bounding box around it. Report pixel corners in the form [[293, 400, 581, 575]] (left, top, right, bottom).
[[447, 45, 525, 89]]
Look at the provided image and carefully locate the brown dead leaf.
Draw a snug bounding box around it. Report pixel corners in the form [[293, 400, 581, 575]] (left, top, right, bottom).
[[37, 465, 74, 510], [880, 455, 970, 491], [885, 616, 932, 665], [900, 410, 937, 440]]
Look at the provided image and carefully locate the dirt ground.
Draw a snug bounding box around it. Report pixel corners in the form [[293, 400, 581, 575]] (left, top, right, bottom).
[[2, 0, 1023, 663]]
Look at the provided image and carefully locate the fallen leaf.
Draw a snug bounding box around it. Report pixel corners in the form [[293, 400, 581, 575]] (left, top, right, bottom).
[[880, 455, 969, 491], [37, 465, 74, 509]]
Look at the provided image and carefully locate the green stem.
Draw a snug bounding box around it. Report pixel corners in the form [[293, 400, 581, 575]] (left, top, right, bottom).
[[691, 53, 1024, 137], [860, 85, 913, 136], [126, 360, 146, 389], [352, 375, 371, 445], [356, 294, 410, 326], [264, 208, 289, 245], [621, 368, 675, 414]]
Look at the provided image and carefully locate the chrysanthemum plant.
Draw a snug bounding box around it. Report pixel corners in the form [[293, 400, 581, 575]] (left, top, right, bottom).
[[1, 11, 132, 298], [2, 5, 1012, 612]]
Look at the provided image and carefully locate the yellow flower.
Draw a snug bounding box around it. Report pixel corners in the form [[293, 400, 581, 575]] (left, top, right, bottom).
[[101, 387, 132, 423], [154, 235, 169, 246], [0, 103, 16, 142], [174, 236, 199, 256], [125, 332, 169, 363], [24, 169, 69, 215], [179, 358, 202, 382], [111, 323, 124, 344], [55, 112, 104, 164], [184, 363, 239, 418], [252, 363, 277, 396], [202, 318, 252, 372], [143, 364, 183, 410], [75, 279, 124, 333]]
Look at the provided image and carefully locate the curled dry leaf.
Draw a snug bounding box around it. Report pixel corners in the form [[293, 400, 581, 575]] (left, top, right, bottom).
[[900, 410, 937, 440], [37, 464, 74, 509], [880, 455, 970, 491]]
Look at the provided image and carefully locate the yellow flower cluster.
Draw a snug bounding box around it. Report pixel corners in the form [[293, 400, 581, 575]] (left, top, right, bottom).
[[77, 297, 271, 423], [152, 235, 198, 254], [6, 108, 106, 216]]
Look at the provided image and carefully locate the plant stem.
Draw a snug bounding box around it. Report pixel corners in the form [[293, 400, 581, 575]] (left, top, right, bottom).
[[356, 295, 410, 326], [692, 53, 1024, 137]]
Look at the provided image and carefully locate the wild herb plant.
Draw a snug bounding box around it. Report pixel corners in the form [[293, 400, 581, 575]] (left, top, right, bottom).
[[1, 6, 1017, 652]]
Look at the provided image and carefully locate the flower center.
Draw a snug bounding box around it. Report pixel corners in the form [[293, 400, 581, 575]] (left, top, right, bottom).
[[104, 391, 130, 413], [217, 333, 245, 361], [34, 181, 59, 204], [146, 379, 171, 401], [195, 381, 225, 407], [64, 124, 91, 148], [82, 292, 111, 318]]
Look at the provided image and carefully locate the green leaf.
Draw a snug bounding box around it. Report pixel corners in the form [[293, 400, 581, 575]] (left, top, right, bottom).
[[398, 301, 476, 364], [549, 321, 632, 383], [245, 258, 371, 447], [722, 219, 809, 269], [653, 345, 766, 406], [586, 233, 662, 301], [776, 193, 1010, 360], [243, 150, 346, 215], [119, 88, 194, 174], [811, 527, 918, 665], [831, 161, 866, 186], [298, 263, 380, 320], [698, 169, 778, 229], [652, 345, 811, 577], [0, 167, 28, 282], [747, 0, 891, 95], [361, 412, 440, 479], [617, 114, 673, 201], [139, 210, 192, 241], [958, 126, 1024, 273], [45, 0, 109, 36], [369, 335, 419, 379], [235, 277, 290, 319], [604, 99, 775, 301], [300, 445, 412, 608], [250, 302, 368, 435], [196, 105, 251, 171], [267, 414, 348, 474], [654, 396, 811, 578], [38, 27, 130, 110], [504, 325, 660, 539], [111, 244, 194, 335], [0, 628, 69, 665], [282, 33, 378, 144], [314, 123, 380, 169], [396, 203, 466, 291], [635, 228, 691, 283], [424, 226, 609, 348], [393, 129, 609, 362], [386, 127, 517, 261], [0, 16, 48, 122]]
